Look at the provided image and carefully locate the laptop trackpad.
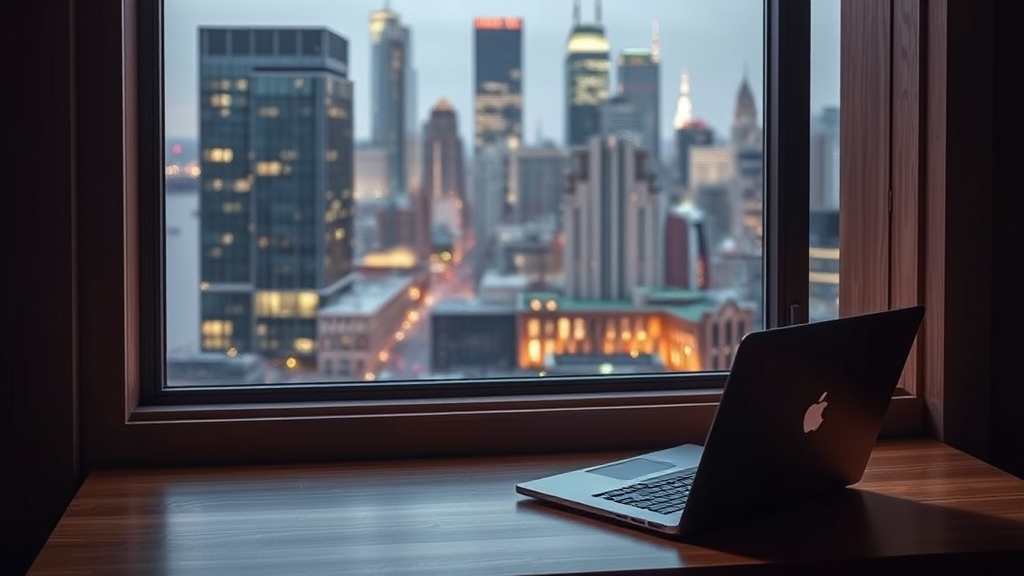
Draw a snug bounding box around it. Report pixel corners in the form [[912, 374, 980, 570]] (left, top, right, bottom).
[[587, 458, 675, 480]]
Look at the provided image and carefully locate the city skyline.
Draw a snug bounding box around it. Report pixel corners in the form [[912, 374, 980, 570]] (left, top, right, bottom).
[[164, 0, 841, 148]]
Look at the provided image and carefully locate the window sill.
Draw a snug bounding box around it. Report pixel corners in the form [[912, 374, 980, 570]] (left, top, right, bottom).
[[95, 390, 924, 466], [31, 438, 1024, 576]]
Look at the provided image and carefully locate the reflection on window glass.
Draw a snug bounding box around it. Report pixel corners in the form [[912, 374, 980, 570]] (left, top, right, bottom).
[[163, 0, 768, 386], [809, 0, 840, 322]]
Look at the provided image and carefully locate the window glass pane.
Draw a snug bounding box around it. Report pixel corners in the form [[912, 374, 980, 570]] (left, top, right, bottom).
[[809, 0, 840, 322], [163, 0, 766, 387]]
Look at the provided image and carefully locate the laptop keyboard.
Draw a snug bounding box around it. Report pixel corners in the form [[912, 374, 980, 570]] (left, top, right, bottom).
[[593, 469, 696, 514]]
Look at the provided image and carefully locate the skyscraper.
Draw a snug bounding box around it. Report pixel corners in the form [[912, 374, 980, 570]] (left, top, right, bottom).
[[422, 99, 466, 256], [508, 144, 567, 226], [197, 27, 354, 369], [616, 22, 661, 161], [566, 0, 610, 147], [369, 6, 406, 195], [810, 106, 840, 210], [473, 16, 523, 152], [564, 135, 660, 300], [731, 71, 764, 250], [672, 71, 713, 193]]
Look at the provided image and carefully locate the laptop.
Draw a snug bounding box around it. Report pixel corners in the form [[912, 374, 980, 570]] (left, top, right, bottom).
[[516, 306, 925, 538]]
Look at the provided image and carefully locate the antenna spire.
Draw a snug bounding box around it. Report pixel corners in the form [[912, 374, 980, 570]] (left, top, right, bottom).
[[595, 0, 602, 24], [573, 0, 581, 25], [673, 70, 694, 130], [651, 19, 661, 63]]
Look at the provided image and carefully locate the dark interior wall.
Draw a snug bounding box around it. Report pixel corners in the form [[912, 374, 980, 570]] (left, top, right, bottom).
[[2, 1, 81, 574], [991, 0, 1024, 480]]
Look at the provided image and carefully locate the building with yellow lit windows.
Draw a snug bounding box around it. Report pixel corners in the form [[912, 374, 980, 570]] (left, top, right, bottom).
[[517, 290, 753, 374], [197, 27, 354, 370]]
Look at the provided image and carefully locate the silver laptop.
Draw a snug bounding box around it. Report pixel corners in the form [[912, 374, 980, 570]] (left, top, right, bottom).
[[516, 306, 925, 538]]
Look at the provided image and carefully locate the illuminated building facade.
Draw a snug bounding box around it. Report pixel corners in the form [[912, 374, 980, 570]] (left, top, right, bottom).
[[564, 135, 660, 301], [516, 291, 753, 372], [566, 1, 610, 147], [369, 7, 407, 195], [473, 17, 523, 152], [809, 209, 840, 322], [198, 27, 354, 369]]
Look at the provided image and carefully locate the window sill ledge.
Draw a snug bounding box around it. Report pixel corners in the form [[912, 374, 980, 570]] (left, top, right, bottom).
[[33, 438, 1024, 576]]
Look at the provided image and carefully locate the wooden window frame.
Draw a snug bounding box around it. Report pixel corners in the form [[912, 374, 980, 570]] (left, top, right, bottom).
[[75, 0, 928, 468]]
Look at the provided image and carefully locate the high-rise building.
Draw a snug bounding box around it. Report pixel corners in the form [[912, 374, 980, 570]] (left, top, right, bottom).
[[197, 27, 354, 369], [473, 16, 523, 152], [731, 71, 764, 250], [810, 105, 840, 210], [616, 23, 660, 161], [404, 27, 422, 193], [663, 203, 710, 290], [369, 6, 406, 195], [508, 144, 567, 226], [565, 0, 610, 147], [671, 71, 714, 193], [599, 94, 644, 148], [564, 135, 660, 300], [809, 209, 840, 321], [675, 121, 714, 192], [422, 99, 466, 254], [471, 141, 508, 257], [354, 145, 389, 201]]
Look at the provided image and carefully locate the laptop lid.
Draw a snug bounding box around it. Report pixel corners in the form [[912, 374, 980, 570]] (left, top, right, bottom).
[[677, 306, 924, 537]]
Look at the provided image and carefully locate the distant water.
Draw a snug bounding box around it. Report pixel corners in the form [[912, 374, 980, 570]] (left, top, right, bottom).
[[165, 188, 200, 355]]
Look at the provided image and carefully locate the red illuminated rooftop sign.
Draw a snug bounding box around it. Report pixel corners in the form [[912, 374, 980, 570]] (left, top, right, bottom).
[[474, 17, 522, 30]]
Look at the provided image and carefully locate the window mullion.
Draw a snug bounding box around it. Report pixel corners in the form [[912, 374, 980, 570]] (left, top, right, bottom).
[[764, 0, 811, 328]]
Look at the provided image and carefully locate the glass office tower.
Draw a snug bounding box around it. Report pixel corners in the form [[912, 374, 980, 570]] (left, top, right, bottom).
[[198, 27, 354, 369]]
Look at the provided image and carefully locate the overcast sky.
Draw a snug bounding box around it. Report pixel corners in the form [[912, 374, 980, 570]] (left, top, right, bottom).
[[164, 0, 840, 146]]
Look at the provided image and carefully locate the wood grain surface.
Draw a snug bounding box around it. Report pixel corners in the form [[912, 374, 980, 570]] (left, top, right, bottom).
[[28, 439, 1024, 575]]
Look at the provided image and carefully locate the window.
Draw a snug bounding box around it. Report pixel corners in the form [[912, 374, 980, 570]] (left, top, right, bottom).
[[79, 0, 907, 465], [809, 0, 840, 323], [160, 0, 801, 399]]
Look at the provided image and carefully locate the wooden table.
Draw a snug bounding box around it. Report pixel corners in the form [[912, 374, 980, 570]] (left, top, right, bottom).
[[29, 439, 1024, 575]]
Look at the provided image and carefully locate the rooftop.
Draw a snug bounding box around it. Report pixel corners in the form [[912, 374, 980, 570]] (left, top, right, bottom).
[[319, 275, 412, 317], [520, 289, 732, 322]]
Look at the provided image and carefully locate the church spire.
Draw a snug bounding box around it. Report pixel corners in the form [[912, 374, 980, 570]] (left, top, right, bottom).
[[651, 19, 661, 63], [673, 70, 694, 130]]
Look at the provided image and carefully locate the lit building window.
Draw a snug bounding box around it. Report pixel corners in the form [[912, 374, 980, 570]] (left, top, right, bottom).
[[203, 148, 234, 163], [294, 338, 316, 354], [209, 93, 232, 107], [255, 161, 283, 176]]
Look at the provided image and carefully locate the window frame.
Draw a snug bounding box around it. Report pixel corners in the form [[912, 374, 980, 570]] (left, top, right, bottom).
[[77, 0, 924, 468]]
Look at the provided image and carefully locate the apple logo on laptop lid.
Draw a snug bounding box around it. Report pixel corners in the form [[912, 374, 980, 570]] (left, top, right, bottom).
[[803, 392, 828, 433]]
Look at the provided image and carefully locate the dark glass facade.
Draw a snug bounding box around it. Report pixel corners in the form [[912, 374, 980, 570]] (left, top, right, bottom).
[[617, 50, 660, 162], [198, 27, 353, 367], [369, 10, 406, 194], [431, 310, 518, 372], [473, 18, 523, 151]]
